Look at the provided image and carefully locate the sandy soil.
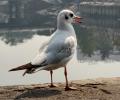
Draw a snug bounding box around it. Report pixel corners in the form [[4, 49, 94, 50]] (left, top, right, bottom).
[[0, 77, 120, 100]]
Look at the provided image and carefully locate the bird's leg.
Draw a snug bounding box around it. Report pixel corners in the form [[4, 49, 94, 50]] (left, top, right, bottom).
[[49, 70, 57, 87], [64, 66, 77, 91]]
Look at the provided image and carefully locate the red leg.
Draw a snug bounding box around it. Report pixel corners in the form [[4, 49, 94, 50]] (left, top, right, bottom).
[[49, 70, 57, 87], [64, 66, 77, 91]]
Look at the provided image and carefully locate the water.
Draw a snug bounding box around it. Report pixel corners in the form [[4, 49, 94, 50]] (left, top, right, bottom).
[[0, 2, 120, 86], [0, 34, 120, 86]]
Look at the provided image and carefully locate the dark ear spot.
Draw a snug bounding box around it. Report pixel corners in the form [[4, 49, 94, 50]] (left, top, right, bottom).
[[65, 15, 68, 20], [69, 13, 73, 17]]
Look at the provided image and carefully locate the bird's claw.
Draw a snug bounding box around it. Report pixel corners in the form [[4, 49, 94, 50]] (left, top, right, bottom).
[[65, 86, 77, 91], [49, 84, 58, 88]]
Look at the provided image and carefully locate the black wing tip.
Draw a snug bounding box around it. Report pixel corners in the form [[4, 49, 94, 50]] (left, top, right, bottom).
[[9, 68, 16, 72], [8, 69, 11, 72], [8, 62, 32, 72]]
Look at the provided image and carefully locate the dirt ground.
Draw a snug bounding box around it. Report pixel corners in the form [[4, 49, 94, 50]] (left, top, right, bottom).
[[0, 77, 120, 100]]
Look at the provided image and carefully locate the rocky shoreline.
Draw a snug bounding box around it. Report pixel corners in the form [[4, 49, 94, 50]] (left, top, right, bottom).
[[0, 77, 120, 100]]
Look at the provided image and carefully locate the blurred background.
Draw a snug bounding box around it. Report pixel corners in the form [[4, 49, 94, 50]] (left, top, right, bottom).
[[0, 0, 120, 86]]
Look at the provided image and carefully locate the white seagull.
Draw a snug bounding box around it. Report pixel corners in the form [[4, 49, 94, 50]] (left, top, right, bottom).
[[9, 9, 82, 91]]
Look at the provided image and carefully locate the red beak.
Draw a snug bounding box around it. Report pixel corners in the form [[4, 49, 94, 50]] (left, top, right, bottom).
[[74, 16, 83, 23]]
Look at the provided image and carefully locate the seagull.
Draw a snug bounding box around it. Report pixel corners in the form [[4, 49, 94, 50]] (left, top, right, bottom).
[[9, 9, 82, 91]]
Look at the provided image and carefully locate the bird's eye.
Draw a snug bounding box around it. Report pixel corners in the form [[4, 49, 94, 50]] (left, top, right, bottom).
[[69, 13, 73, 17], [65, 15, 69, 20]]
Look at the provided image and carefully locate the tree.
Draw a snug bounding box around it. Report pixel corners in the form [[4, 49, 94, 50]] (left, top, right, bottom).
[[76, 26, 97, 57], [96, 30, 113, 60]]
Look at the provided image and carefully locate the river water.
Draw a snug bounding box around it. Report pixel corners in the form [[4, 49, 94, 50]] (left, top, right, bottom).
[[0, 34, 120, 86], [0, 2, 120, 86]]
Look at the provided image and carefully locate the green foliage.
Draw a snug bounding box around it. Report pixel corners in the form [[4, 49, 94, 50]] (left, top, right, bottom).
[[75, 26, 97, 57], [75, 26, 115, 60], [96, 30, 113, 60], [113, 35, 120, 51]]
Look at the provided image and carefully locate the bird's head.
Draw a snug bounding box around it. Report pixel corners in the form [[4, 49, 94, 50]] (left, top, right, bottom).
[[57, 9, 82, 24]]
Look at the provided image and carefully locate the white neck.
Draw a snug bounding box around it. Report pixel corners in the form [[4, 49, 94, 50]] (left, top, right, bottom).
[[57, 20, 75, 34]]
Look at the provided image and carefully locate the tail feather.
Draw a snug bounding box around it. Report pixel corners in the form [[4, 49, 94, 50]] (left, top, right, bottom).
[[9, 63, 33, 71]]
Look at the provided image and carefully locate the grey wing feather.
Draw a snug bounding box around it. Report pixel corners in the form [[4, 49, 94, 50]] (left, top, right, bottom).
[[32, 42, 74, 67], [46, 43, 75, 65], [39, 39, 49, 53], [39, 34, 54, 53], [32, 36, 76, 70]]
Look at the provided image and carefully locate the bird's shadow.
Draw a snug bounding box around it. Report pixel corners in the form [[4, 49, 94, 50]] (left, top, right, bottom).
[[14, 87, 61, 100]]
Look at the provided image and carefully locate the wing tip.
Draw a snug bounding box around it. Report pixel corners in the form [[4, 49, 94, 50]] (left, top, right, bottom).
[[8, 63, 32, 72], [9, 68, 17, 72]]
